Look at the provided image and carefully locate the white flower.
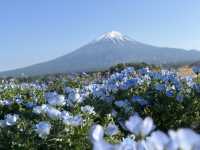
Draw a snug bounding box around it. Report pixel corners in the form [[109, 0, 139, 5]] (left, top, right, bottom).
[[0, 100, 13, 106], [105, 123, 119, 136], [46, 106, 61, 120], [146, 131, 169, 150], [45, 92, 66, 106], [125, 115, 155, 137], [70, 115, 83, 126], [168, 128, 200, 150], [90, 125, 104, 142], [90, 124, 114, 150], [81, 105, 95, 115], [63, 114, 83, 126], [4, 114, 19, 126], [33, 104, 48, 114], [125, 114, 143, 135], [140, 117, 155, 137], [62, 114, 73, 125], [15, 98, 23, 104], [57, 95, 66, 105], [35, 121, 51, 138], [68, 89, 83, 103], [61, 111, 71, 120]]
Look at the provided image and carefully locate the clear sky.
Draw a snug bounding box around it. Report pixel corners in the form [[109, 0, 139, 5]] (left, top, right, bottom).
[[0, 0, 200, 71]]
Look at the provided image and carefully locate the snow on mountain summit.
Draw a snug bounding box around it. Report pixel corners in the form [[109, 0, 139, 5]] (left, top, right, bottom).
[[101, 31, 124, 39], [95, 31, 131, 43]]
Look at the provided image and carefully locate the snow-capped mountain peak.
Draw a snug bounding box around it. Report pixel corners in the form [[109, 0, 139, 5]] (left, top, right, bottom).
[[96, 31, 131, 42], [2, 31, 200, 77], [102, 31, 124, 39]]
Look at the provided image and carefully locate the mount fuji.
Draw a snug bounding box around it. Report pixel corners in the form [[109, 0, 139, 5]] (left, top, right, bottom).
[[1, 31, 200, 76]]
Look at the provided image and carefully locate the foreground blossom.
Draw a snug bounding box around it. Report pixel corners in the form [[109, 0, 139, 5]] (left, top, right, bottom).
[[146, 131, 170, 150], [125, 114, 155, 137], [90, 125, 114, 150], [1, 66, 200, 149], [63, 114, 83, 126], [105, 123, 119, 136], [45, 92, 66, 106], [168, 128, 200, 150], [45, 106, 61, 119], [4, 114, 19, 126], [35, 121, 51, 138]]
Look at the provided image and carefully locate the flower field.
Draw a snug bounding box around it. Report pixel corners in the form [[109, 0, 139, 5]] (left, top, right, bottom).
[[0, 65, 200, 150]]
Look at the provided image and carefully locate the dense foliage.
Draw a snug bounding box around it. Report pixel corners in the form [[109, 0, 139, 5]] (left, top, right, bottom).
[[0, 64, 200, 149]]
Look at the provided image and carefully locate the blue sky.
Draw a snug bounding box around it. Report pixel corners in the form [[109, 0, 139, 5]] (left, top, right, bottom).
[[0, 0, 200, 71]]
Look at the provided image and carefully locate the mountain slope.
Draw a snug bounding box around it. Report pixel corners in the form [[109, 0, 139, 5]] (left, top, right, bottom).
[[1, 31, 200, 77]]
